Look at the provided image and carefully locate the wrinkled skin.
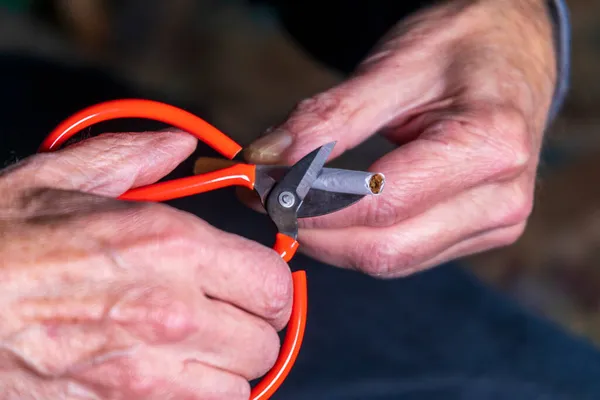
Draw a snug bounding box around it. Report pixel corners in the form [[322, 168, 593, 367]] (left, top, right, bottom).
[[0, 0, 558, 397], [245, 0, 557, 277], [0, 131, 293, 399]]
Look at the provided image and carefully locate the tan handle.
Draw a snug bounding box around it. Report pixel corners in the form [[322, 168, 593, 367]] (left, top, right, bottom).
[[194, 157, 240, 175]]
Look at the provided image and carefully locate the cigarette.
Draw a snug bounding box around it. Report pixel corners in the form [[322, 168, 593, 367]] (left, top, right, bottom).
[[312, 168, 385, 196]]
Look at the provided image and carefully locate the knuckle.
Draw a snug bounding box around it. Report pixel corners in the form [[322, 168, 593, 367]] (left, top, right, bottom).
[[506, 184, 534, 225], [225, 378, 251, 400], [135, 203, 204, 248], [127, 365, 157, 397], [494, 183, 534, 227], [110, 286, 196, 344], [253, 322, 281, 378], [260, 258, 293, 322], [353, 237, 404, 277], [482, 106, 532, 177], [294, 92, 343, 122], [69, 350, 159, 396], [366, 192, 401, 227], [221, 233, 293, 324], [286, 91, 347, 140], [498, 223, 527, 247], [85, 354, 155, 396]]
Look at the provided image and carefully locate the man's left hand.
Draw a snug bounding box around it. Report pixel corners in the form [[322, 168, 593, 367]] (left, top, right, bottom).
[[244, 0, 557, 277]]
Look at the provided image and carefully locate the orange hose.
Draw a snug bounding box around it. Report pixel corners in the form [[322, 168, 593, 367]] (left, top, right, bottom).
[[39, 98, 241, 157], [38, 99, 307, 400], [118, 164, 257, 201], [251, 271, 307, 399]]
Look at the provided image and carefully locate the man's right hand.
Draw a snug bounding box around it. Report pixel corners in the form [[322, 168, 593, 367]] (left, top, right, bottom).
[[0, 131, 293, 399]]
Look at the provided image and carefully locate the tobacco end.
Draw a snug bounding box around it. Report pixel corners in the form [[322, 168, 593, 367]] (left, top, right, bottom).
[[369, 173, 385, 194]]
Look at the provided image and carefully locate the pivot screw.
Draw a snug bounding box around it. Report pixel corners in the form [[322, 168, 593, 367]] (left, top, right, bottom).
[[278, 191, 296, 208]]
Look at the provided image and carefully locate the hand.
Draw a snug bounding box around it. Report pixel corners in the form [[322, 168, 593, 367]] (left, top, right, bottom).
[[0, 131, 292, 399], [243, 0, 557, 277]]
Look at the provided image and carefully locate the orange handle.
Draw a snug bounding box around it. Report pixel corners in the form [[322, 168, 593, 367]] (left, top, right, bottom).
[[39, 99, 307, 400], [119, 164, 256, 201], [39, 99, 241, 158], [251, 271, 306, 400], [274, 233, 300, 263]]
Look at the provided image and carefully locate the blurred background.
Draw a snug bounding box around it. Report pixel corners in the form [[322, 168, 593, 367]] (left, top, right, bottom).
[[0, 0, 599, 344]]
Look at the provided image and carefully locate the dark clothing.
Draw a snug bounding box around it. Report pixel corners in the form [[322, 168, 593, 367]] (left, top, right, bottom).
[[2, 49, 599, 399]]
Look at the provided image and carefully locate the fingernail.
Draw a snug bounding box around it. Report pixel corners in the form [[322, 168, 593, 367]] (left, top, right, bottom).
[[244, 129, 293, 164]]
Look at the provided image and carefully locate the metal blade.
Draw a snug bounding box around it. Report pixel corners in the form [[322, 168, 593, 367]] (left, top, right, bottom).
[[285, 141, 336, 201], [297, 190, 364, 218], [264, 142, 335, 239], [253, 171, 277, 206]]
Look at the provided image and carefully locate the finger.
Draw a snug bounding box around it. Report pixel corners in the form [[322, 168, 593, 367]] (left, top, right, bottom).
[[184, 299, 282, 381], [5, 286, 260, 397], [153, 207, 293, 331], [108, 286, 281, 381], [297, 178, 532, 277], [242, 0, 491, 166], [243, 49, 445, 165], [69, 344, 250, 400], [196, 227, 294, 330], [12, 130, 196, 197], [167, 360, 250, 400], [13, 197, 293, 332], [296, 105, 532, 230], [407, 222, 526, 274]]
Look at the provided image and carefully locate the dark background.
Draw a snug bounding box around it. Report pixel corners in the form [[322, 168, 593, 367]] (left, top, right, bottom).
[[0, 0, 599, 345]]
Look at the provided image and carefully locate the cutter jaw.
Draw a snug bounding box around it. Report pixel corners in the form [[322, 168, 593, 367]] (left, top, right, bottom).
[[260, 142, 337, 240], [265, 186, 300, 240], [297, 190, 364, 218], [253, 141, 383, 236]]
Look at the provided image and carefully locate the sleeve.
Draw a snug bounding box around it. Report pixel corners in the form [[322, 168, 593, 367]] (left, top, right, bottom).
[[546, 0, 571, 122]]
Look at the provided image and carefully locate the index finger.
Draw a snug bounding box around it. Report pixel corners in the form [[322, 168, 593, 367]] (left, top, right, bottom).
[[298, 105, 532, 230], [4, 130, 196, 197]]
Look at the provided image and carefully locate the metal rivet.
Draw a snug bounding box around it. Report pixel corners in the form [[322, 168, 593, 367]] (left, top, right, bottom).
[[278, 191, 295, 208]]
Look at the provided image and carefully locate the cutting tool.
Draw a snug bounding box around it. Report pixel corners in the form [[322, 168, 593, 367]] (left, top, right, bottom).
[[38, 99, 385, 400]]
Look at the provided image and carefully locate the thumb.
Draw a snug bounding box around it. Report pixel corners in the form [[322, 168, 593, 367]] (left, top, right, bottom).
[[243, 61, 441, 165], [26, 130, 197, 197]]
